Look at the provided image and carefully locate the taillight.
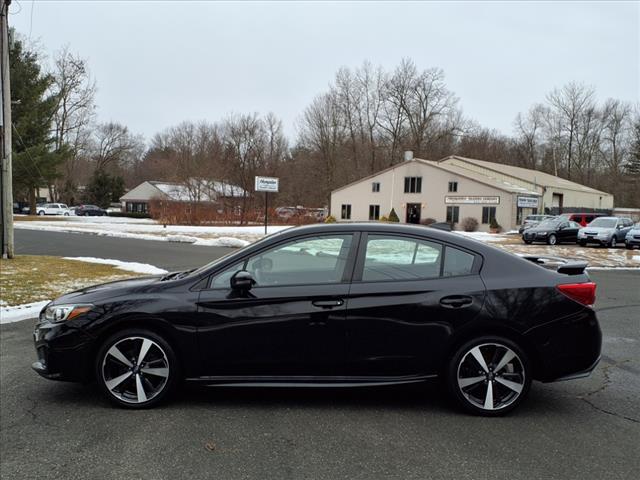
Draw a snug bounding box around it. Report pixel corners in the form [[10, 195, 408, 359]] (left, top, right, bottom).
[[556, 282, 596, 306]]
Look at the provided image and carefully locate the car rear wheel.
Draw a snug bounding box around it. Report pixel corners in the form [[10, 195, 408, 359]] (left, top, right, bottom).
[[446, 337, 531, 416], [547, 234, 557, 245], [96, 329, 179, 409]]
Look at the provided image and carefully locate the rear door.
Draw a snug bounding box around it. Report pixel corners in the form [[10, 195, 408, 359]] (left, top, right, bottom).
[[343, 233, 485, 377]]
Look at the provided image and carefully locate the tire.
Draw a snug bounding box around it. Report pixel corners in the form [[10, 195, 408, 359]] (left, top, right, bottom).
[[626, 244, 633, 250], [609, 237, 617, 248], [64, 212, 69, 216], [547, 234, 557, 245], [445, 336, 531, 416], [95, 328, 179, 409], [578, 241, 586, 247], [38, 211, 45, 216], [523, 240, 532, 245]]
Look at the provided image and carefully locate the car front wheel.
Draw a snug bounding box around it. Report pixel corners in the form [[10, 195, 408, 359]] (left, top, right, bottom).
[[609, 237, 617, 248], [547, 234, 557, 245], [96, 329, 179, 409], [38, 211, 45, 216], [446, 337, 531, 416]]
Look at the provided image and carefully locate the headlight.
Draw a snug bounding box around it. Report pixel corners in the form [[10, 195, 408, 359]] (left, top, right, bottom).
[[43, 304, 93, 323]]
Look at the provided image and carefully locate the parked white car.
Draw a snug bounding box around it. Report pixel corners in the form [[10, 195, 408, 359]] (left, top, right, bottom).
[[37, 203, 71, 216]]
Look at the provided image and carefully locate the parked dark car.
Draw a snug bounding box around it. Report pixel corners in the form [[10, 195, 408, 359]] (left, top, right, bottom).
[[518, 214, 555, 234], [74, 204, 107, 216], [33, 223, 601, 416], [559, 212, 607, 227], [522, 218, 582, 245], [577, 217, 634, 248]]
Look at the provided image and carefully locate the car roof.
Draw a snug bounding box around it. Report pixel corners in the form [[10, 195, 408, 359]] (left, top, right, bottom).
[[273, 222, 499, 252]]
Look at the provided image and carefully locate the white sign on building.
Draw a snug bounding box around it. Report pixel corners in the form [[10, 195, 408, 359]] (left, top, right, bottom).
[[255, 176, 279, 193], [517, 196, 539, 208], [444, 196, 500, 205]]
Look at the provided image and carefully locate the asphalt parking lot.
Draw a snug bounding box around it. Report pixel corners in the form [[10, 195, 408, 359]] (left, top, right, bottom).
[[1, 256, 639, 479]]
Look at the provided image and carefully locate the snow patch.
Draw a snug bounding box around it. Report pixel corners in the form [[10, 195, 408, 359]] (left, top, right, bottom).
[[62, 257, 168, 275], [0, 300, 49, 324]]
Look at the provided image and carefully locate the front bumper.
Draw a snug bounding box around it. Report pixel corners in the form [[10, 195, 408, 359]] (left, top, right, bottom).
[[625, 236, 640, 247], [523, 232, 548, 243], [32, 317, 95, 382]]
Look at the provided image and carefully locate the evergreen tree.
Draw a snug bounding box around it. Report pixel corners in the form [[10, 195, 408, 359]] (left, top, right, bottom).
[[626, 119, 640, 176], [10, 31, 63, 211], [388, 208, 400, 222], [85, 170, 125, 208]]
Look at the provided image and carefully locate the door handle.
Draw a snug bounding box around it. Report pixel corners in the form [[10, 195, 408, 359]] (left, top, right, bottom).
[[312, 299, 344, 309], [440, 295, 473, 308]]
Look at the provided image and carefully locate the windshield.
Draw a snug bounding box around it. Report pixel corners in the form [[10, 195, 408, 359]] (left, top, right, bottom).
[[588, 218, 616, 228], [537, 219, 562, 229]]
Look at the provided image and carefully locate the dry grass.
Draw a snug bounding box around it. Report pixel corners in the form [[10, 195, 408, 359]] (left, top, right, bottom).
[[13, 215, 67, 222], [0, 255, 140, 306]]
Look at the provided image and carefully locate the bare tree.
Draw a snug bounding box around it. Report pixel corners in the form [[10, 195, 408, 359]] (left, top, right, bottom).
[[91, 122, 144, 172]]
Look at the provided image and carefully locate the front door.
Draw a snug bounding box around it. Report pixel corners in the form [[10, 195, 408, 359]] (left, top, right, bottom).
[[406, 203, 421, 224], [196, 234, 356, 378], [343, 233, 485, 377]]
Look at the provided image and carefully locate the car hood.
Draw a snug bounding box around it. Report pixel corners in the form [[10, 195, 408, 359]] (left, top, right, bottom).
[[51, 275, 163, 305], [580, 226, 614, 234], [626, 228, 640, 236]]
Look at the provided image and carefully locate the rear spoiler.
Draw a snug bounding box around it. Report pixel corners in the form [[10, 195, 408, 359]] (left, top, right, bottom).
[[521, 255, 588, 275]]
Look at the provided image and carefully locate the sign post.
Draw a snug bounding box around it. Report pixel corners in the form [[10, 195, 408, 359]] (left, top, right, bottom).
[[255, 176, 279, 235]]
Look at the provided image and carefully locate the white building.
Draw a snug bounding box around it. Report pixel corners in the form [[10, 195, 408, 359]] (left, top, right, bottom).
[[120, 179, 246, 214], [330, 155, 614, 232]]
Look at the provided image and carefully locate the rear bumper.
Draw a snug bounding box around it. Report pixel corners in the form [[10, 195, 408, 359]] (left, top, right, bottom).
[[524, 309, 602, 383]]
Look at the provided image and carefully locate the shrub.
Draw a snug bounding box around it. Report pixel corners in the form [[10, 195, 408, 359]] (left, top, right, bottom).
[[324, 215, 336, 223], [461, 217, 479, 232], [379, 215, 389, 222], [420, 217, 436, 226], [388, 208, 400, 222], [107, 212, 151, 219], [489, 217, 502, 232]]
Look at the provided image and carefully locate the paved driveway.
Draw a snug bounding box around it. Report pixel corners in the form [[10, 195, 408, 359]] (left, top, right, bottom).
[[1, 270, 638, 479]]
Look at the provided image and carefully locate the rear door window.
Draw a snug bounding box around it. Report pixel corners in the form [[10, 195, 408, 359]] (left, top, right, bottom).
[[443, 246, 475, 277], [362, 235, 442, 281]]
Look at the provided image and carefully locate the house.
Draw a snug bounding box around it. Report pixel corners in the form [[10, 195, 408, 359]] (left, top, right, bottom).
[[120, 179, 246, 214], [330, 154, 614, 232]]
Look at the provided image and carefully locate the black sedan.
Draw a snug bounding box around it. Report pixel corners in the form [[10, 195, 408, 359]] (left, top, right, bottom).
[[522, 218, 582, 245], [33, 223, 601, 416], [74, 204, 107, 216]]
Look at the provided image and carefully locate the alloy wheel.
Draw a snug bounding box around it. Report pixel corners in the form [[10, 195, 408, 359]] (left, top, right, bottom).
[[548, 234, 557, 245], [456, 343, 526, 412], [610, 237, 617, 248], [101, 336, 170, 404]]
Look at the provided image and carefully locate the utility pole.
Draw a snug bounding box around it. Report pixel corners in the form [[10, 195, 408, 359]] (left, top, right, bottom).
[[0, 0, 14, 259]]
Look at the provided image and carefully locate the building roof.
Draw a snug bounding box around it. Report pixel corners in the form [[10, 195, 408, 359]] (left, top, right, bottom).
[[120, 179, 246, 202], [441, 156, 611, 196], [331, 158, 540, 196], [416, 159, 540, 196]]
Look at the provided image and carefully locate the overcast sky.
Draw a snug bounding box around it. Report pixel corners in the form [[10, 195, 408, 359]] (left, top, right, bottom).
[[8, 1, 639, 141]]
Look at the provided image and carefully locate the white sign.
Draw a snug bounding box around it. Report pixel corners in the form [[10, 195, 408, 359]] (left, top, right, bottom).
[[255, 176, 279, 193], [445, 196, 500, 205], [517, 196, 539, 208]]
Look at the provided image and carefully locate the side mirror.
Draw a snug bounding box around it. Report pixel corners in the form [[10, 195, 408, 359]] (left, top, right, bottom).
[[230, 270, 255, 290], [616, 224, 623, 230]]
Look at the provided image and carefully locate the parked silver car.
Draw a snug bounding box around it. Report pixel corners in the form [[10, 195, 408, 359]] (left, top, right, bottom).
[[577, 216, 634, 247], [518, 214, 556, 234], [625, 224, 640, 250]]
